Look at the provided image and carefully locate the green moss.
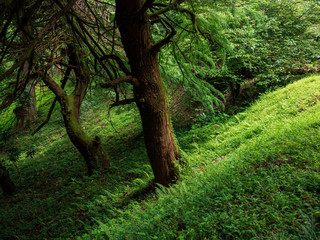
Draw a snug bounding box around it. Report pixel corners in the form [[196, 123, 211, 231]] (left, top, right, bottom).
[[65, 94, 91, 143]]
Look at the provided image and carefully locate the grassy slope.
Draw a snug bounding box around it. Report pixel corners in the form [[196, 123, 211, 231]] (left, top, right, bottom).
[[85, 75, 320, 239], [0, 75, 319, 239], [0, 90, 152, 239]]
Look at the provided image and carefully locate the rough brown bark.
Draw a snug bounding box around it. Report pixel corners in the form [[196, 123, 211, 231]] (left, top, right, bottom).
[[115, 0, 180, 186]]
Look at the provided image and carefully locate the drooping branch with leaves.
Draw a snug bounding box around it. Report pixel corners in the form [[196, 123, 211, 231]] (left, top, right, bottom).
[[2, 0, 282, 186], [0, 0, 111, 176]]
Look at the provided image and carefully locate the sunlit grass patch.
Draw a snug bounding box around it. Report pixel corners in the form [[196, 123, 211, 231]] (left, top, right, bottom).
[[88, 74, 320, 239]]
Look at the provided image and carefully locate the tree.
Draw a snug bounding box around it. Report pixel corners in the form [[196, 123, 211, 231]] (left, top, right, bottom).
[[0, 0, 110, 176], [0, 0, 225, 186], [108, 0, 183, 186], [60, 0, 184, 186], [70, 0, 224, 185], [12, 17, 39, 130], [40, 44, 110, 175], [109, 0, 227, 185]]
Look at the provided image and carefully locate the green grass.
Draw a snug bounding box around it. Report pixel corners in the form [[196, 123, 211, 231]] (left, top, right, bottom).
[[83, 74, 320, 239], [0, 89, 152, 239], [1, 75, 320, 239]]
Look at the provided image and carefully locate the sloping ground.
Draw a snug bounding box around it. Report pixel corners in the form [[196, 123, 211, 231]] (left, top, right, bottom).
[[0, 94, 152, 239], [83, 75, 320, 239]]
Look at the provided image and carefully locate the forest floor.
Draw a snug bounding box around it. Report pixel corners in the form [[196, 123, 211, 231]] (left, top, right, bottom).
[[0, 74, 320, 239]]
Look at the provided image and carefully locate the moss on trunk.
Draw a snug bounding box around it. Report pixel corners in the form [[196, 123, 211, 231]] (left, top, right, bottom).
[[115, 0, 180, 186]]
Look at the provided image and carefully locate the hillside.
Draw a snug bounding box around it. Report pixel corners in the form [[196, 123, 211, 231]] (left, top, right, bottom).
[[1, 75, 320, 239], [85, 74, 320, 239]]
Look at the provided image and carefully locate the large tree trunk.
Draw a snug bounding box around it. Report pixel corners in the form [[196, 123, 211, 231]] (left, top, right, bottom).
[[115, 0, 180, 186]]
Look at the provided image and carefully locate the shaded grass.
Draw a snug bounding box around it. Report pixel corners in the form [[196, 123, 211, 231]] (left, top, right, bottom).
[[0, 92, 151, 239], [0, 75, 320, 239]]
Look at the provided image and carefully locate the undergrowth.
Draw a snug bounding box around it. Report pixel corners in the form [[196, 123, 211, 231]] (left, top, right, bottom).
[[0, 75, 320, 239], [84, 74, 320, 239]]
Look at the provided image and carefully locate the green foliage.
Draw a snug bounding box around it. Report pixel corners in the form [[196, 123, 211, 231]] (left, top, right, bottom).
[[0, 130, 21, 175], [83, 74, 320, 239], [158, 2, 231, 113], [1, 0, 320, 239], [158, 0, 320, 118], [0, 86, 150, 239], [220, 0, 320, 91], [1, 73, 320, 240]]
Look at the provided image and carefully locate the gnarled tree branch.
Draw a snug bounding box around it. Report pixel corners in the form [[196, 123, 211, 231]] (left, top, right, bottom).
[[151, 19, 176, 54], [0, 0, 77, 83], [110, 98, 135, 108], [100, 75, 138, 88], [176, 7, 199, 35], [42, 73, 65, 100], [31, 67, 71, 136], [137, 0, 155, 14], [149, 0, 185, 20], [100, 54, 130, 75]]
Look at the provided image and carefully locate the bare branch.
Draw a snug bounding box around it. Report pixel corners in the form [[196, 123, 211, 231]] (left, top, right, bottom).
[[56, 61, 79, 69], [74, 15, 106, 54], [31, 67, 71, 136], [164, 14, 195, 33], [53, 3, 113, 80], [100, 75, 138, 88], [0, 93, 14, 110], [177, 7, 199, 35], [110, 98, 135, 108], [31, 98, 57, 136], [149, 0, 186, 19], [100, 55, 130, 75], [137, 0, 156, 14], [42, 73, 65, 99], [151, 19, 176, 54], [0, 0, 77, 83], [92, 0, 115, 7]]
